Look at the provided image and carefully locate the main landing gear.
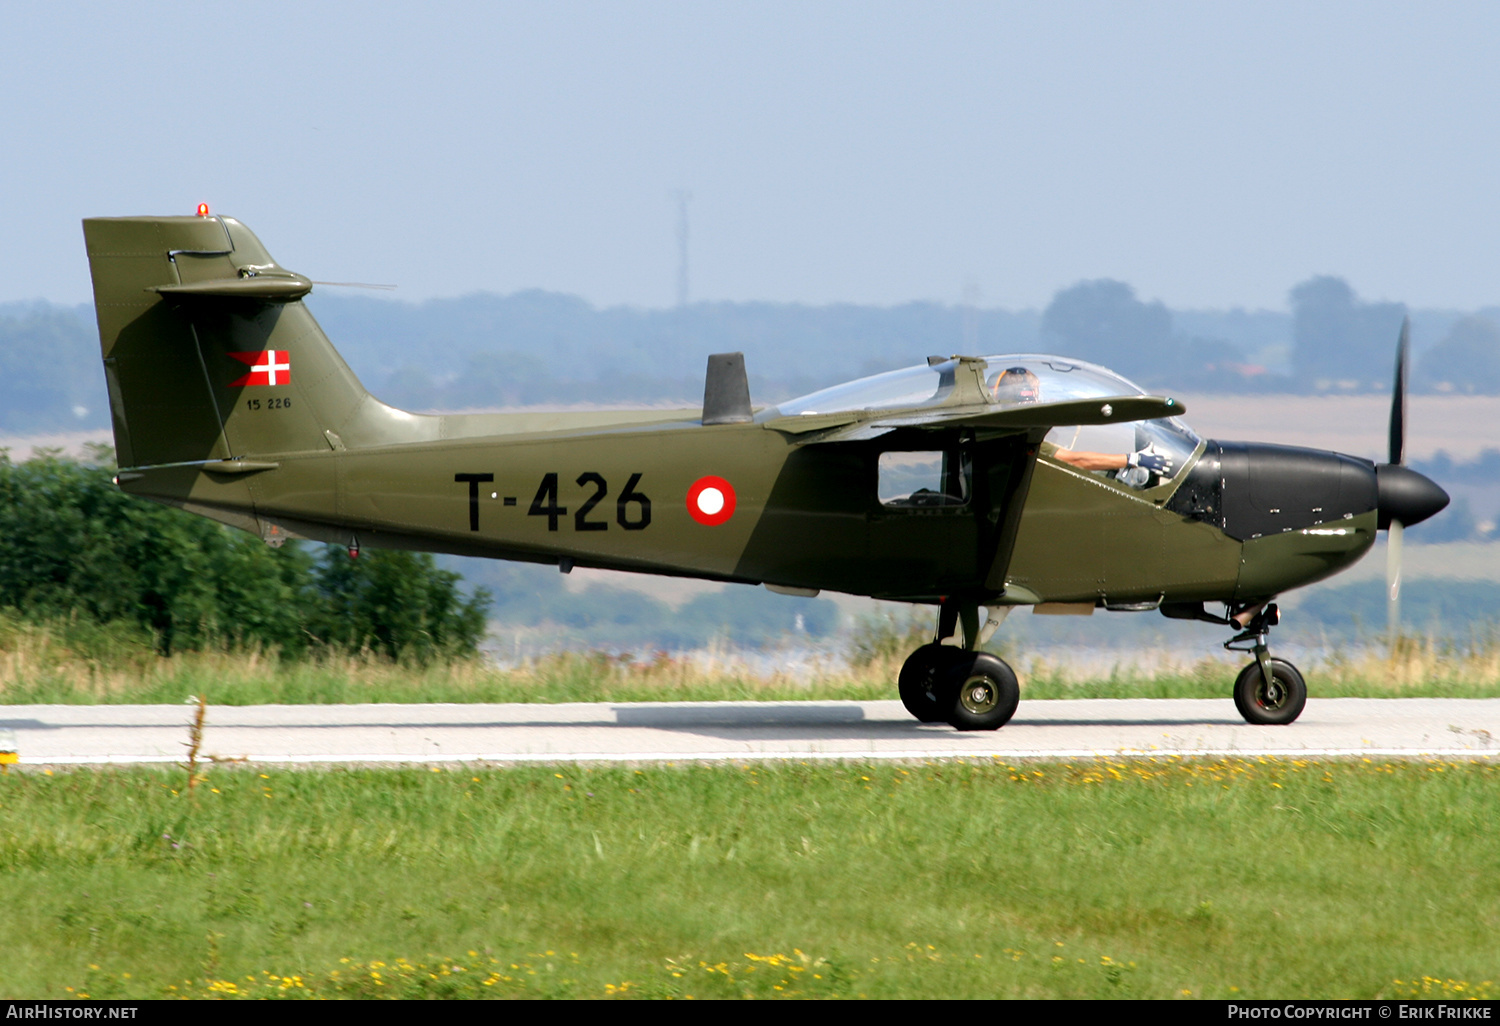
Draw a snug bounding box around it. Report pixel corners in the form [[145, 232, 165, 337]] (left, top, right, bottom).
[[898, 600, 1019, 731], [1224, 602, 1306, 725]]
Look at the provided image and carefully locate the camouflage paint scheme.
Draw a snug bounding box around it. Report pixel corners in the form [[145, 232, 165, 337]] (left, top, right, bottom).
[[83, 215, 1380, 617]]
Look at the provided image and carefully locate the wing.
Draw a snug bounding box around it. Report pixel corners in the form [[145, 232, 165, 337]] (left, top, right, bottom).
[[763, 394, 1185, 443]]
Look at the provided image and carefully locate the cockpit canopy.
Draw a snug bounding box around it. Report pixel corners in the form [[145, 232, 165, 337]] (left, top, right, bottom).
[[777, 354, 1202, 486], [777, 353, 1153, 416]]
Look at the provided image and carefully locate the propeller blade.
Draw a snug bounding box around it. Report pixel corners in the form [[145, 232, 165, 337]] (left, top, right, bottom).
[[1389, 317, 1410, 466], [1386, 518, 1404, 643]]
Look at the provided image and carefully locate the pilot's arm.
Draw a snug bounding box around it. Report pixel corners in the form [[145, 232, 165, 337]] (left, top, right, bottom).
[[1054, 448, 1172, 474], [1053, 449, 1127, 471]]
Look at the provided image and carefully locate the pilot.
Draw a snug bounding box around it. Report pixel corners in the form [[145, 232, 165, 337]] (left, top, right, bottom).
[[994, 366, 1171, 483], [991, 366, 1040, 403]]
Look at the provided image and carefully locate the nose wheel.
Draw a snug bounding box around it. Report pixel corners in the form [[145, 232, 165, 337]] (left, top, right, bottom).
[[1232, 658, 1306, 725], [1224, 602, 1307, 725]]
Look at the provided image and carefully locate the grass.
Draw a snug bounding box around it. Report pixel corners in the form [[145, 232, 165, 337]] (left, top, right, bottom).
[[1, 607, 1499, 705], [0, 759, 1496, 999], [2, 609, 1500, 705], [0, 631, 890, 705], [1018, 634, 1500, 700]]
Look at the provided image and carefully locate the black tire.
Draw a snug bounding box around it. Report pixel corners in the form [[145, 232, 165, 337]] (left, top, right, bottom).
[[946, 652, 1020, 731], [1233, 658, 1307, 725], [898, 643, 967, 722]]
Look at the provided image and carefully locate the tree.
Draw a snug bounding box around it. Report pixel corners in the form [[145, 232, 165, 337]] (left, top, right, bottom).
[[0, 305, 107, 432], [1040, 280, 1174, 381], [0, 453, 489, 659], [311, 548, 489, 662], [1289, 276, 1406, 389], [0, 452, 315, 653], [1415, 315, 1500, 394]]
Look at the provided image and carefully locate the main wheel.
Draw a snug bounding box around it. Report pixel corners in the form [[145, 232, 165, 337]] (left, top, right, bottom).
[[946, 652, 1020, 731], [1233, 658, 1307, 725], [898, 643, 967, 722]]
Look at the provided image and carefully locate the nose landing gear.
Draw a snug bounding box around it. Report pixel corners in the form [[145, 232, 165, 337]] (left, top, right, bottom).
[[897, 600, 1020, 731], [1225, 603, 1306, 725]]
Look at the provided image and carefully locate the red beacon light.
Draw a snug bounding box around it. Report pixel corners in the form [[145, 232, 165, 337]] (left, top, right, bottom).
[[196, 203, 210, 217]]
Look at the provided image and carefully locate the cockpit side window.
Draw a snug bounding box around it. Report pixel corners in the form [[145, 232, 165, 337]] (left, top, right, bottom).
[[1044, 417, 1202, 490], [878, 448, 971, 508]]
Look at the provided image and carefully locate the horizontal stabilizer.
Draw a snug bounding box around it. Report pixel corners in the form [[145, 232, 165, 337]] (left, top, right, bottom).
[[152, 275, 313, 301]]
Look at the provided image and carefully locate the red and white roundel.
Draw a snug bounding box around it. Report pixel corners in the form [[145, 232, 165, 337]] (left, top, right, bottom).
[[686, 476, 736, 526]]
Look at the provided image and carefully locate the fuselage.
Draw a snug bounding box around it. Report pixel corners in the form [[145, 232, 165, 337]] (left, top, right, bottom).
[[118, 396, 1388, 611], [81, 214, 1435, 614]]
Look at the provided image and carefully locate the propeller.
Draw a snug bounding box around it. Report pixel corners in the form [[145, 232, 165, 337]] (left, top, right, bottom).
[[1376, 319, 1449, 644], [1386, 319, 1408, 643]]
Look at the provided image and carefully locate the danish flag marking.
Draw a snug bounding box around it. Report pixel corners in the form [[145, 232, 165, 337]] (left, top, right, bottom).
[[229, 350, 291, 387]]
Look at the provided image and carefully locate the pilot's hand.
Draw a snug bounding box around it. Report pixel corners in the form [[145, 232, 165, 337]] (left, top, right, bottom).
[[1128, 451, 1171, 475]]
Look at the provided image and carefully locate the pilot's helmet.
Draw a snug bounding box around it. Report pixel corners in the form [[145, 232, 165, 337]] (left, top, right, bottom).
[[993, 367, 1040, 404]]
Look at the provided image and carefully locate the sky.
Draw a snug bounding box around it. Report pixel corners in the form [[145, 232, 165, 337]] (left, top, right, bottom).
[[4, 1, 1500, 311]]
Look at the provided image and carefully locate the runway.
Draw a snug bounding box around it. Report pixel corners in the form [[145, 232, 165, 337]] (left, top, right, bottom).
[[4, 698, 1499, 766]]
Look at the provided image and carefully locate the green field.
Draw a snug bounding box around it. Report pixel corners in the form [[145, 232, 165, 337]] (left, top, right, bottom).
[[2, 759, 1495, 1000]]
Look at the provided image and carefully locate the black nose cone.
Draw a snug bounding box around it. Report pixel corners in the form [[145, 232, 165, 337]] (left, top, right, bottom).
[[1376, 464, 1449, 529]]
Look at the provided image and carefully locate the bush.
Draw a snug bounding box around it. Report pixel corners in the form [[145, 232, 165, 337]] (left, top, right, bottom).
[[311, 547, 489, 662], [848, 608, 931, 668], [0, 452, 488, 660]]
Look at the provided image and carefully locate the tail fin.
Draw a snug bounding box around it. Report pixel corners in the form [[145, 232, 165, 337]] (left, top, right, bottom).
[[83, 215, 420, 468]]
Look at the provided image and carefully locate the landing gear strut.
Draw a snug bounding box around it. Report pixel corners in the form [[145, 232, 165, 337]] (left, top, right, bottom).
[[1224, 602, 1306, 725], [897, 599, 1019, 731]]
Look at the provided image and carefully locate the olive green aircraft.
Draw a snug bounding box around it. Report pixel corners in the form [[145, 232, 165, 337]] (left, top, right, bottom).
[[82, 212, 1449, 730]]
